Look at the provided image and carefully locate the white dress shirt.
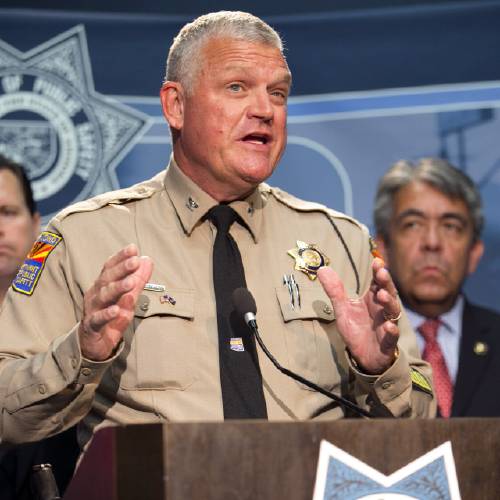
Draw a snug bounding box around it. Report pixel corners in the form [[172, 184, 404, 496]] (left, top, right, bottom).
[[406, 295, 464, 384]]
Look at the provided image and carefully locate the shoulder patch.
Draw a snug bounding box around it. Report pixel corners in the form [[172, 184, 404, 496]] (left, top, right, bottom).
[[12, 231, 62, 296], [410, 368, 433, 396]]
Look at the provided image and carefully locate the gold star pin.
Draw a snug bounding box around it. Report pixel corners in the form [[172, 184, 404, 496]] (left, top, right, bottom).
[[287, 240, 330, 280]]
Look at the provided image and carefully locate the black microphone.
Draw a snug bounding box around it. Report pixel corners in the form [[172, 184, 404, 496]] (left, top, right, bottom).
[[232, 287, 372, 418]]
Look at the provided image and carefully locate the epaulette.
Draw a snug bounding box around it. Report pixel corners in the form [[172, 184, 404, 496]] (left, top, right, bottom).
[[53, 170, 166, 222], [264, 184, 364, 230]]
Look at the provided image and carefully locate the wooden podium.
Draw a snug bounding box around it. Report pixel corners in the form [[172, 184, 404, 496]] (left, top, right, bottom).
[[64, 419, 500, 499]]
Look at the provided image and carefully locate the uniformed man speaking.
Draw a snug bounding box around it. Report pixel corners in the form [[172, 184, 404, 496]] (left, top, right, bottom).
[[0, 11, 435, 451]]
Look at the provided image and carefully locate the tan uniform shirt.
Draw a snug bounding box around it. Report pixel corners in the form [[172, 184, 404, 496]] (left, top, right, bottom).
[[0, 160, 435, 448]]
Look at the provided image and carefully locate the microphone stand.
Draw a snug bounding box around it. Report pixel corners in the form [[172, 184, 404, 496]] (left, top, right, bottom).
[[247, 318, 372, 419]]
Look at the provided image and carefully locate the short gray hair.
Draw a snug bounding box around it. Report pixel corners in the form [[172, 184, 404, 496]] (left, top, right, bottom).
[[165, 11, 286, 94], [374, 158, 484, 242]]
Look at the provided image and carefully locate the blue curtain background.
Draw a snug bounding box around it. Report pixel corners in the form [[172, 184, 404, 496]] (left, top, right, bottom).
[[1, 1, 500, 310]]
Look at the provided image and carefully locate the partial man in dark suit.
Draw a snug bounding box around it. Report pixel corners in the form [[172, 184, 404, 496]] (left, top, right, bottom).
[[0, 154, 78, 498], [373, 157, 500, 417]]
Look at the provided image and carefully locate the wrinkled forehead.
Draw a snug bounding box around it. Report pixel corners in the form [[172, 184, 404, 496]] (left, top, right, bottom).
[[394, 181, 471, 218], [198, 36, 291, 78]]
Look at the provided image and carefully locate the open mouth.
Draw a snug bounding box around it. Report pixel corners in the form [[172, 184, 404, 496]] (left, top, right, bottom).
[[241, 133, 270, 145]]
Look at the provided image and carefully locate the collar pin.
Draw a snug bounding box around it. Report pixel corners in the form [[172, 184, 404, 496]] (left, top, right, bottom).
[[473, 341, 488, 356], [186, 196, 199, 211]]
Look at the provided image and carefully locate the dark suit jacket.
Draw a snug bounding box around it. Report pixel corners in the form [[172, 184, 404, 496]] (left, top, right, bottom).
[[452, 300, 500, 417]]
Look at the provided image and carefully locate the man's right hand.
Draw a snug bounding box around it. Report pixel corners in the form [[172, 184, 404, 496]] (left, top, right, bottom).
[[78, 244, 154, 361]]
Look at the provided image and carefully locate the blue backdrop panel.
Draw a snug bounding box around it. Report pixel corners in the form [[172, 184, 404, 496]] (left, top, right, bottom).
[[1, 3, 500, 311]]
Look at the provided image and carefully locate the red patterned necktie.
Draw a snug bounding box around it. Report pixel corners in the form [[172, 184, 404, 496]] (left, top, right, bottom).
[[418, 318, 453, 418]]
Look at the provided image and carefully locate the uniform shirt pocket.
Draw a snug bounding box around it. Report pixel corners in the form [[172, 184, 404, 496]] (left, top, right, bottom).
[[275, 286, 338, 391], [112, 288, 198, 391]]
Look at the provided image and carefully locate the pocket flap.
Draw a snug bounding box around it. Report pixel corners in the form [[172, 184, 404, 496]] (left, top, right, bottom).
[[275, 286, 335, 322], [134, 288, 195, 319]]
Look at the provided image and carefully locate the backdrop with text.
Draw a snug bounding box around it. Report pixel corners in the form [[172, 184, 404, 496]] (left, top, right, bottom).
[[1, 2, 500, 310]]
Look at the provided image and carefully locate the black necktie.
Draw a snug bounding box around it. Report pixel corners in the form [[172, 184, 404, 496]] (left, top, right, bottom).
[[208, 205, 267, 419]]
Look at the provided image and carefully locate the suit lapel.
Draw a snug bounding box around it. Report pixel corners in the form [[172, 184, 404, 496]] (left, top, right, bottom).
[[452, 301, 494, 416]]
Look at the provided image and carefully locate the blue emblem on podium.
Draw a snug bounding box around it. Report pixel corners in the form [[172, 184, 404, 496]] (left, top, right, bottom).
[[313, 441, 461, 500]]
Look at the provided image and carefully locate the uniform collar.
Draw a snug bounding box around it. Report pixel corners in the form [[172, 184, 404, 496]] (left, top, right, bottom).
[[164, 156, 266, 242]]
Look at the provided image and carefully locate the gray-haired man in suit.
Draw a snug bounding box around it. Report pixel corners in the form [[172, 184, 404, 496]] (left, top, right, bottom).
[[374, 157, 500, 417]]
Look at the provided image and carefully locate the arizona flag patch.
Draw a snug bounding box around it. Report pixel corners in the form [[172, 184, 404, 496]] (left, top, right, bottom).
[[12, 231, 62, 296]]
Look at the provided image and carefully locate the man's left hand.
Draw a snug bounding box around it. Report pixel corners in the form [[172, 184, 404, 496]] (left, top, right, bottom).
[[317, 257, 400, 375]]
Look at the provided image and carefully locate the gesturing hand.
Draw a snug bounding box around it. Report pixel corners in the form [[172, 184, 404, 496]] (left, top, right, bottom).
[[317, 257, 400, 375], [78, 244, 153, 361]]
